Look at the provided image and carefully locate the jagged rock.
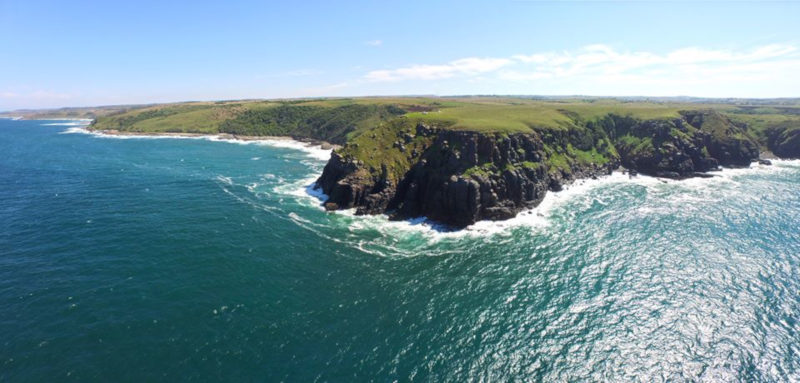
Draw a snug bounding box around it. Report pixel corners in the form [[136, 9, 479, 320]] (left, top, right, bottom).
[[416, 123, 436, 136], [324, 202, 339, 211], [317, 112, 764, 228], [766, 125, 800, 158]]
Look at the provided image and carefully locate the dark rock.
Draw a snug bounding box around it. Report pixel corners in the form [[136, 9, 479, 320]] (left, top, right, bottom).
[[766, 126, 800, 158], [758, 159, 772, 165], [317, 110, 766, 228], [655, 171, 681, 179], [324, 202, 339, 211]]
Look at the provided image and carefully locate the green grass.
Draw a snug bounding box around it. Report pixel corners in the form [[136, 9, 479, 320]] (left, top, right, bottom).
[[90, 96, 800, 155], [408, 103, 573, 133], [338, 117, 436, 182], [463, 163, 495, 178], [568, 145, 611, 166], [84, 96, 800, 186]]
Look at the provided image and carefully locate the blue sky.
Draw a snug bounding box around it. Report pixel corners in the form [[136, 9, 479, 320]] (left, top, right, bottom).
[[1, 0, 799, 110]]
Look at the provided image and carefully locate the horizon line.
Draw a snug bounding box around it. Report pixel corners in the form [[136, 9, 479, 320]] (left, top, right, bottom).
[[3, 93, 800, 113]]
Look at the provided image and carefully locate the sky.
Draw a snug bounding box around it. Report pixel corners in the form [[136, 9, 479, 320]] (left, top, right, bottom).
[[1, 0, 799, 110]]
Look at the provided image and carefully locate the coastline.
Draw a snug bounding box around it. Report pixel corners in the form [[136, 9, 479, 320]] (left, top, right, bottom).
[[57, 124, 336, 161], [87, 128, 341, 150], [52, 120, 799, 233], [307, 158, 800, 238]]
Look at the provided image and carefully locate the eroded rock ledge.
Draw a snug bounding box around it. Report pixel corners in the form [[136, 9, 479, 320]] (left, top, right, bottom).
[[317, 110, 766, 228]]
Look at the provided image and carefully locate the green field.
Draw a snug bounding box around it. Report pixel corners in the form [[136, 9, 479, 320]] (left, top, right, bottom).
[[85, 97, 800, 159], [87, 96, 797, 134]]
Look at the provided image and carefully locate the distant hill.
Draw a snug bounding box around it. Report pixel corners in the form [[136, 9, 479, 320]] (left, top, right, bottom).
[[0, 104, 151, 120]]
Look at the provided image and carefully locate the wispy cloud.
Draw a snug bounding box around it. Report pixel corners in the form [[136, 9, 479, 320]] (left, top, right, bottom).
[[365, 57, 512, 82], [503, 43, 799, 81], [360, 44, 800, 95], [365, 39, 383, 47]]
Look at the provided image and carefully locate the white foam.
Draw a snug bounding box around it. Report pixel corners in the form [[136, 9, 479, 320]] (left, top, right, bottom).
[[59, 127, 96, 134], [301, 161, 800, 241], [60, 127, 333, 161], [215, 175, 233, 185], [43, 121, 91, 126], [274, 173, 327, 208], [39, 118, 94, 121]]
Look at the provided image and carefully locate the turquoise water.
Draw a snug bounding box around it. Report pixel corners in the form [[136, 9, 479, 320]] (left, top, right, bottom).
[[1, 119, 799, 381]]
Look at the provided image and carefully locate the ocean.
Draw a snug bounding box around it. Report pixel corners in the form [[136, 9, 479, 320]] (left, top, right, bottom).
[[1, 119, 799, 381]]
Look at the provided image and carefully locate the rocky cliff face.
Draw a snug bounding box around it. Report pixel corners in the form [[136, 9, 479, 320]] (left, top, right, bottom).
[[766, 124, 800, 158], [317, 110, 764, 228], [386, 129, 616, 227], [597, 111, 760, 178]]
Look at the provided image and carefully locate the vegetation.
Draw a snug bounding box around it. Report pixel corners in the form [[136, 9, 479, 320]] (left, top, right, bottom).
[[85, 96, 800, 158], [218, 103, 405, 143], [337, 117, 437, 183]]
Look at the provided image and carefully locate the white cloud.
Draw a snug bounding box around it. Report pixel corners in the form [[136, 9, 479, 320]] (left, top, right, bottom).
[[365, 57, 512, 82], [361, 43, 799, 96], [504, 43, 800, 83], [365, 40, 383, 47]]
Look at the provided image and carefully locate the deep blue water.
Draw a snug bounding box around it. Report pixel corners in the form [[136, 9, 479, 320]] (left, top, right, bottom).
[[1, 119, 799, 381]]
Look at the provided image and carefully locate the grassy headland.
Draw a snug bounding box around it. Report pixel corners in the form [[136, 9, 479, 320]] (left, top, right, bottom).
[[13, 95, 794, 226], [86, 96, 800, 143], [85, 96, 800, 178]]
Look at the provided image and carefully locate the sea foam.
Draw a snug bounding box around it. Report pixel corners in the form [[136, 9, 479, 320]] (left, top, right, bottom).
[[60, 127, 333, 161], [300, 161, 799, 242]]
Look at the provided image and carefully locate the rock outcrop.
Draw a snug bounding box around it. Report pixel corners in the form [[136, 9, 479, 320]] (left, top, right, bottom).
[[317, 110, 764, 228], [766, 124, 800, 158]]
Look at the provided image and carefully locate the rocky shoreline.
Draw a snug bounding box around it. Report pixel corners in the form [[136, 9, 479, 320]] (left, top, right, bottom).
[[316, 111, 787, 228]]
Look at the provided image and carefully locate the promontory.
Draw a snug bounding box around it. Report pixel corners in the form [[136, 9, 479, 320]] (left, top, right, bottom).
[[80, 96, 800, 227]]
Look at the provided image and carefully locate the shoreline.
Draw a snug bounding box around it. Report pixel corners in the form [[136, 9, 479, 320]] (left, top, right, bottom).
[[87, 128, 342, 151], [54, 122, 799, 234], [57, 125, 336, 161], [307, 158, 800, 236]]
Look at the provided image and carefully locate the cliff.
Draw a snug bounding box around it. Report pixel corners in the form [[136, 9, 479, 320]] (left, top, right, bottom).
[[317, 110, 765, 228], [79, 96, 798, 228]]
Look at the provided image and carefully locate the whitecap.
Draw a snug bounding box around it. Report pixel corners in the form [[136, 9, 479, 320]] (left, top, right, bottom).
[[59, 127, 95, 135], [64, 127, 333, 161], [43, 121, 91, 126], [297, 161, 800, 243], [215, 175, 233, 185]]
